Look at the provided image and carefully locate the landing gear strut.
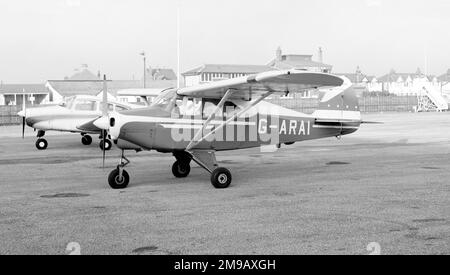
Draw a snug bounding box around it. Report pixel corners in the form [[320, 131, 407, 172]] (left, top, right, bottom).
[[108, 150, 130, 189], [188, 150, 233, 189], [35, 130, 47, 150]]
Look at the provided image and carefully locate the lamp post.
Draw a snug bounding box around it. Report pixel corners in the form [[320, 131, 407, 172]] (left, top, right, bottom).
[[140, 51, 146, 88]]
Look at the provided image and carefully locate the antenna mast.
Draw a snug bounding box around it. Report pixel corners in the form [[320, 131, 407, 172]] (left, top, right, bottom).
[[177, 7, 181, 89]]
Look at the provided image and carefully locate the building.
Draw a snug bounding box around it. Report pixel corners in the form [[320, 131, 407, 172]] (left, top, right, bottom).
[[334, 66, 381, 95], [267, 47, 332, 73], [146, 67, 177, 81], [183, 47, 332, 88], [0, 65, 176, 106], [437, 69, 450, 102], [183, 64, 273, 87], [0, 83, 50, 106], [377, 68, 439, 96], [48, 66, 176, 104]]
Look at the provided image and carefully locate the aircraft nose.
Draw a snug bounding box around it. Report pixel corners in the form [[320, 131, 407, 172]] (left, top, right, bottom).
[[93, 116, 110, 131]]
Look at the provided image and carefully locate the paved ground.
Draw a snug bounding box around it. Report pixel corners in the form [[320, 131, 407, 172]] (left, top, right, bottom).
[[0, 112, 449, 255]]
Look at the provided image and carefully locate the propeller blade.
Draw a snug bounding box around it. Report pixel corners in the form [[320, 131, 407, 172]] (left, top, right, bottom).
[[102, 130, 106, 169], [101, 75, 108, 169], [22, 117, 25, 139], [361, 121, 383, 124]]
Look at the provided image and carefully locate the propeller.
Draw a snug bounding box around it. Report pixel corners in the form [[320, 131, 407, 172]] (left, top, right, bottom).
[[101, 75, 108, 168], [18, 94, 26, 139]]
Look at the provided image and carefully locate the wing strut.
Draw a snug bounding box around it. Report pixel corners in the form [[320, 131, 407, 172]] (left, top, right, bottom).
[[186, 89, 235, 151], [186, 91, 273, 151]]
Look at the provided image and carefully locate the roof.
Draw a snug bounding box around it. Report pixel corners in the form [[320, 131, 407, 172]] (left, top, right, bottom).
[[437, 69, 450, 82], [47, 80, 177, 97], [0, 84, 48, 95], [377, 72, 433, 82], [334, 73, 376, 83], [151, 68, 177, 80], [182, 64, 274, 76], [267, 54, 332, 70], [65, 69, 100, 81]]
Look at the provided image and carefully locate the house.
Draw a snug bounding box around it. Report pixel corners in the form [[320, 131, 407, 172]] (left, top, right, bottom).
[[47, 65, 176, 104], [377, 69, 439, 96], [0, 83, 50, 106], [146, 68, 177, 81], [334, 66, 382, 95], [267, 47, 332, 73]]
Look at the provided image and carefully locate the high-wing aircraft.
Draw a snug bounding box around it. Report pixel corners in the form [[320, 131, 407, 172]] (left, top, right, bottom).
[[93, 70, 363, 189], [17, 88, 163, 150]]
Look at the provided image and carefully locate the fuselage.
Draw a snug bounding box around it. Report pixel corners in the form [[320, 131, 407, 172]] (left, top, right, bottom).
[[109, 100, 361, 152], [19, 95, 133, 134]]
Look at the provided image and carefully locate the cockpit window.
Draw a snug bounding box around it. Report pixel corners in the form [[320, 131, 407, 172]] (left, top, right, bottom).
[[151, 89, 178, 110], [115, 105, 128, 111], [74, 100, 97, 111], [60, 96, 76, 109]]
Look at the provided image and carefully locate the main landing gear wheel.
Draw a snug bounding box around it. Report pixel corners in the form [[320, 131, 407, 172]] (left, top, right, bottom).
[[172, 160, 191, 178], [35, 138, 48, 150], [108, 168, 129, 189], [210, 167, 232, 189], [99, 139, 112, 151], [81, 135, 92, 145]]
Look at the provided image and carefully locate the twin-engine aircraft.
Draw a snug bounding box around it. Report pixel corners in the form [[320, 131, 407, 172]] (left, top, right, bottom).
[[17, 88, 162, 150], [93, 70, 363, 189]]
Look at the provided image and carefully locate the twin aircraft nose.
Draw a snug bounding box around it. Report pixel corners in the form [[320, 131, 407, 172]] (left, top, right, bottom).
[[93, 116, 110, 131]]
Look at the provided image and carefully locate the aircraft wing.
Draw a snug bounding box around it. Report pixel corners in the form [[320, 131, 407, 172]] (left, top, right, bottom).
[[177, 70, 344, 100]]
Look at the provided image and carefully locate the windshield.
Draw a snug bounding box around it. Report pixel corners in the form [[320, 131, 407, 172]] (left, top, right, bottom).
[[59, 96, 76, 109], [151, 89, 177, 109]]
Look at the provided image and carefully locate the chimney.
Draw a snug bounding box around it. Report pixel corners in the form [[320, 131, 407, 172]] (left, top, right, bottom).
[[318, 47, 323, 63], [356, 66, 362, 83], [276, 46, 282, 61]]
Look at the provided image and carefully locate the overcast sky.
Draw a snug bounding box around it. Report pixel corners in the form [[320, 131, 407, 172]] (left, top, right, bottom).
[[0, 0, 449, 83]]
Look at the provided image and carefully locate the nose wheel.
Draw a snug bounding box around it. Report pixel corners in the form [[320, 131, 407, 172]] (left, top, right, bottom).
[[108, 150, 130, 189], [99, 139, 112, 151]]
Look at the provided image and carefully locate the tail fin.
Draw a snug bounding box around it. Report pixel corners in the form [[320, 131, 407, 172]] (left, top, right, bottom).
[[313, 77, 361, 121]]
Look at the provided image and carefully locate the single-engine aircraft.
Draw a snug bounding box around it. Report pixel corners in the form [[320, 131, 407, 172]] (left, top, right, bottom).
[[17, 89, 161, 150], [93, 70, 364, 189]]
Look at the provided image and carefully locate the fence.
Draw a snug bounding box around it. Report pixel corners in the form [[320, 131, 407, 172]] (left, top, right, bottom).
[[0, 96, 419, 126], [266, 96, 418, 114], [0, 105, 22, 126]]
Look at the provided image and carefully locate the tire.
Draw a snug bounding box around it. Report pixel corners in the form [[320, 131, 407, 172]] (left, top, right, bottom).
[[210, 167, 232, 189], [108, 168, 130, 189], [35, 138, 48, 150], [81, 135, 92, 145], [99, 139, 112, 151], [172, 160, 191, 178]]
